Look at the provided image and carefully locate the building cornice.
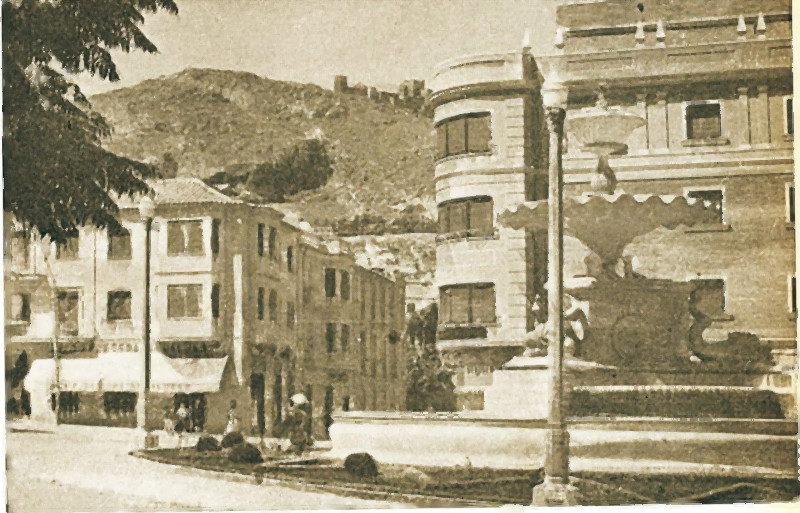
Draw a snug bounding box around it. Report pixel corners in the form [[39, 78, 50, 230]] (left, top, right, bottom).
[[426, 80, 539, 110]]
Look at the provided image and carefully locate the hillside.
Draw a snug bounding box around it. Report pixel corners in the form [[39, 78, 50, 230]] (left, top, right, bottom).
[[90, 68, 437, 231]]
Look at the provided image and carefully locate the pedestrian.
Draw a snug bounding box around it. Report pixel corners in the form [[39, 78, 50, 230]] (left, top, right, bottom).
[[224, 400, 240, 435], [280, 394, 312, 453], [194, 395, 205, 433], [163, 405, 175, 435], [175, 401, 190, 434]]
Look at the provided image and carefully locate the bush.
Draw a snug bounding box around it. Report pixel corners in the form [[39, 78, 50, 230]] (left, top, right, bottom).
[[344, 453, 378, 478], [228, 442, 264, 464], [221, 431, 244, 448], [196, 435, 221, 452]]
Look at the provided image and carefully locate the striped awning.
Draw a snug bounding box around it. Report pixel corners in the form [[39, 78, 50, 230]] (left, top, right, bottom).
[[24, 352, 229, 394]]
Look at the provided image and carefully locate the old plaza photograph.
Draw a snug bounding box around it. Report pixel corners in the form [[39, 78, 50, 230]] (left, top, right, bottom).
[[3, 0, 798, 509]]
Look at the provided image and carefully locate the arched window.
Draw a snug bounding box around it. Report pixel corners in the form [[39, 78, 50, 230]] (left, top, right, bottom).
[[268, 289, 278, 322]]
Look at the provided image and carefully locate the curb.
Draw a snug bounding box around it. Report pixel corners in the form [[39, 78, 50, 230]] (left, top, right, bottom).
[[132, 451, 502, 507]]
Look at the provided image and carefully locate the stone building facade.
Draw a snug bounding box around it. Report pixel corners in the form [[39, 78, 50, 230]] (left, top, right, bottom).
[[427, 50, 549, 408], [553, 0, 795, 364], [4, 178, 407, 439], [426, 0, 794, 408]]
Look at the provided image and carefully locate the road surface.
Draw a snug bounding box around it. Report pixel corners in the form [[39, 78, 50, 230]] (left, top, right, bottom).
[[6, 424, 407, 512]]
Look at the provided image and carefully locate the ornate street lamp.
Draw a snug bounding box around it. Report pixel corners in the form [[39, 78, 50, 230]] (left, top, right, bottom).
[[531, 69, 578, 506], [137, 195, 159, 449]]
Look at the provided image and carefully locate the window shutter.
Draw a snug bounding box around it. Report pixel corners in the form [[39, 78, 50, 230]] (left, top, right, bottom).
[[466, 115, 491, 152], [448, 118, 466, 155]]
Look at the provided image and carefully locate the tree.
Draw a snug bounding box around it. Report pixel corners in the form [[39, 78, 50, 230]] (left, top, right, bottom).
[[3, 0, 179, 243], [405, 304, 457, 412], [160, 152, 180, 179], [246, 138, 334, 202]]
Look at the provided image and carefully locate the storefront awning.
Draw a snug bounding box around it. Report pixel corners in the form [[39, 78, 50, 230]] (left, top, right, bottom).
[[24, 352, 229, 394]]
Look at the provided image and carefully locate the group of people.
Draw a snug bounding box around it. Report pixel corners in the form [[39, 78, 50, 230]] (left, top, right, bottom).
[[163, 394, 207, 435]]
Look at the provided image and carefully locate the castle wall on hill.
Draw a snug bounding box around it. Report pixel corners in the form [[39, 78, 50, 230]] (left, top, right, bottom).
[[333, 75, 430, 114]]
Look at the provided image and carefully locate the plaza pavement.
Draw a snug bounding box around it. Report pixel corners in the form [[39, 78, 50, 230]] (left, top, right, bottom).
[[5, 422, 408, 512]]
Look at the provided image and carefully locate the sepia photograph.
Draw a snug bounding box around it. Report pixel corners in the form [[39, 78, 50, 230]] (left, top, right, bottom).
[[3, 0, 798, 509]]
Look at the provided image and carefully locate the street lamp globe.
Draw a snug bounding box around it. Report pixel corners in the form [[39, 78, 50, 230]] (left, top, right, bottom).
[[138, 195, 155, 221], [541, 69, 569, 110]]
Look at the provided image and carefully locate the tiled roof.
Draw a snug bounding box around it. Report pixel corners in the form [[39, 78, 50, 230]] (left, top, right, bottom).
[[116, 178, 242, 208]]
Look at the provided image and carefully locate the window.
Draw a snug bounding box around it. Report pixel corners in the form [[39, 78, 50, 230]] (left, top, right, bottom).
[[56, 232, 79, 260], [341, 324, 350, 352], [9, 294, 30, 322], [268, 289, 278, 322], [438, 196, 494, 238], [439, 283, 497, 325], [167, 284, 202, 318], [257, 223, 265, 256], [286, 302, 295, 328], [108, 226, 132, 260], [370, 284, 376, 320], [211, 284, 220, 319], [435, 113, 491, 159], [57, 290, 80, 336], [211, 219, 221, 255], [690, 279, 726, 318], [340, 271, 350, 301], [103, 392, 136, 416], [789, 276, 797, 314], [785, 96, 794, 135], [360, 282, 367, 319], [685, 103, 721, 140], [326, 323, 336, 353], [107, 291, 132, 321], [9, 231, 29, 265], [257, 287, 265, 320], [167, 221, 203, 256], [268, 227, 278, 261], [324, 268, 337, 298], [359, 331, 367, 372], [787, 185, 795, 224], [686, 189, 724, 224], [286, 246, 294, 272]]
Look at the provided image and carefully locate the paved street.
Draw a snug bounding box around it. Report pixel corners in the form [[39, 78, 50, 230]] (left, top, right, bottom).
[[6, 424, 407, 512]]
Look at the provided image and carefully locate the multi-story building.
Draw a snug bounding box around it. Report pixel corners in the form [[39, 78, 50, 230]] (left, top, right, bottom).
[[426, 0, 794, 408], [4, 178, 407, 438], [552, 0, 794, 366], [427, 47, 549, 408]]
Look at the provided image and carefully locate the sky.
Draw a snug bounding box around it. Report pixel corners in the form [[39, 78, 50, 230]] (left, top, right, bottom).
[[75, 0, 557, 96]]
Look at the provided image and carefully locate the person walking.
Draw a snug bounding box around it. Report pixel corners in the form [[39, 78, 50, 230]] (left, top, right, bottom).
[[224, 400, 241, 435]]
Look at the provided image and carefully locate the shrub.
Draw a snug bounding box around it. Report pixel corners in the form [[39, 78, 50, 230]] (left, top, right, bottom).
[[228, 442, 264, 464], [344, 453, 378, 478], [221, 431, 244, 448], [196, 435, 221, 452]]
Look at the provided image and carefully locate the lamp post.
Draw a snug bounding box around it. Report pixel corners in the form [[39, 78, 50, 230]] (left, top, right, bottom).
[[137, 195, 158, 449], [531, 69, 578, 505]]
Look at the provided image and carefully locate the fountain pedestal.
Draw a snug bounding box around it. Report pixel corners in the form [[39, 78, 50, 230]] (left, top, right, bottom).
[[483, 356, 618, 419]]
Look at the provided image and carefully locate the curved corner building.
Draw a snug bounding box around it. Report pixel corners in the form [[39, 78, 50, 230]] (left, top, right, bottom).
[[426, 48, 548, 409]]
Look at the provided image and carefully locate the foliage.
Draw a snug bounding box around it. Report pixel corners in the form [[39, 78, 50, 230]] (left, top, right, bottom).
[[160, 152, 179, 179], [343, 453, 378, 478], [221, 431, 244, 448], [405, 304, 457, 412], [196, 435, 221, 452], [332, 212, 437, 236], [244, 138, 334, 201], [228, 442, 264, 464], [3, 0, 178, 242], [5, 351, 29, 389]]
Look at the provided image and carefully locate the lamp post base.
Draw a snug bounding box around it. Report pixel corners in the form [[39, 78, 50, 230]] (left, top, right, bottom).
[[532, 476, 581, 506], [135, 428, 160, 450]]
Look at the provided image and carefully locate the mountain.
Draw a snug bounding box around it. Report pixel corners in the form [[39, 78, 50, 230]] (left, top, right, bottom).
[[90, 68, 437, 232]]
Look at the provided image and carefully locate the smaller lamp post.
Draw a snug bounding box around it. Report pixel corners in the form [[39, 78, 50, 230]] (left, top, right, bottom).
[[531, 69, 579, 506], [136, 195, 158, 449]]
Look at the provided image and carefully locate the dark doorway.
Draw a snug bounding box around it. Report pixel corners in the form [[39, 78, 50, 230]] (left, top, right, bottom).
[[342, 395, 351, 412], [323, 385, 335, 439], [250, 372, 266, 435], [273, 369, 283, 430]]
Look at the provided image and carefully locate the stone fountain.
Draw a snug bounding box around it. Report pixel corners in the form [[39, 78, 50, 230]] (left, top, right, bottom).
[[328, 89, 795, 474]]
